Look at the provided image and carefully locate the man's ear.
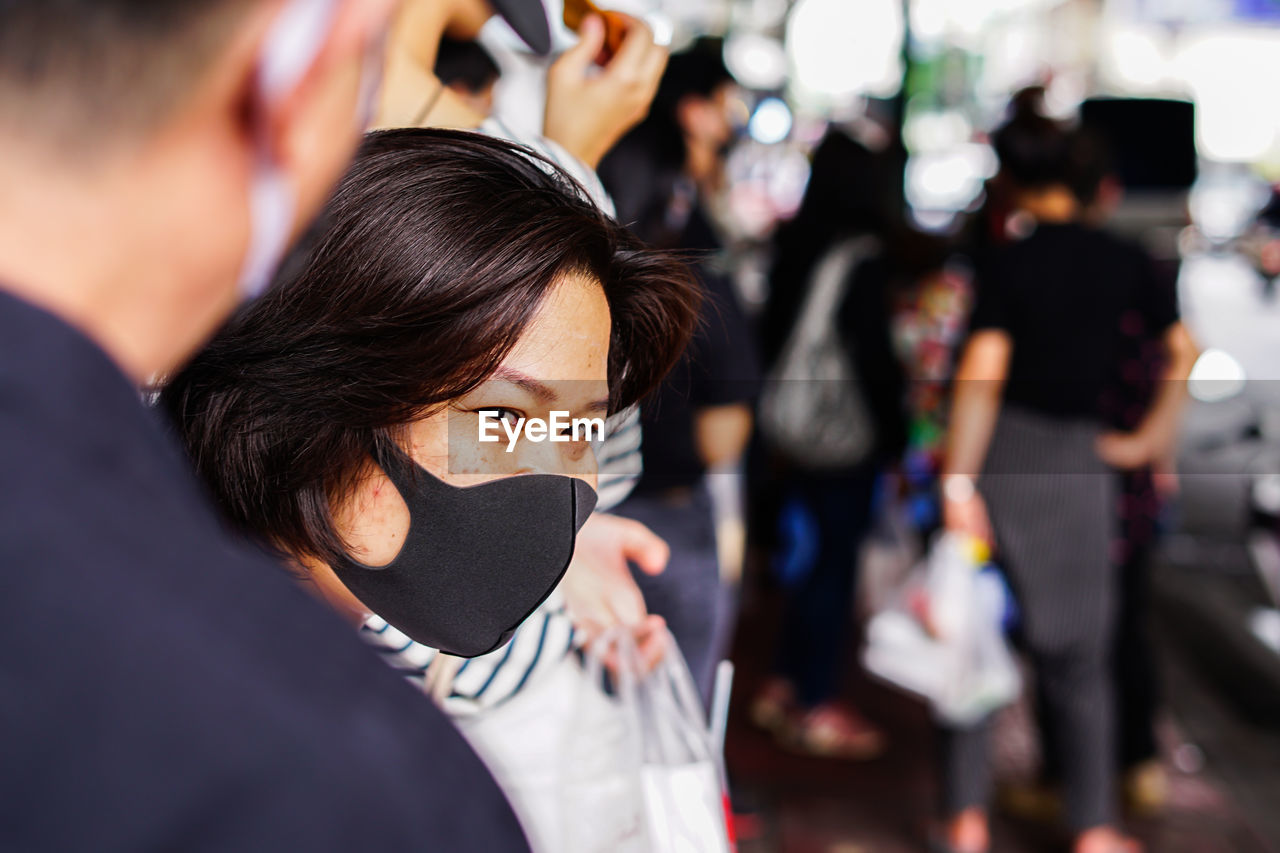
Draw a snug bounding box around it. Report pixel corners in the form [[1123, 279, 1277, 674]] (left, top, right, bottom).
[[257, 0, 365, 165], [258, 0, 396, 230]]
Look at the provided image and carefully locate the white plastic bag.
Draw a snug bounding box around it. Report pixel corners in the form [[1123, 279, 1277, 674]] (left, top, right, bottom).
[[562, 628, 733, 853], [862, 532, 1020, 727], [452, 654, 613, 852]]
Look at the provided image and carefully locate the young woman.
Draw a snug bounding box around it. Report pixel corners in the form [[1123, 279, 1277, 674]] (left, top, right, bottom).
[[162, 128, 699, 848]]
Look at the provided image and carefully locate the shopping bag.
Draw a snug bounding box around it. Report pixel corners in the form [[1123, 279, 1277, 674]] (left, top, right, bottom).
[[862, 532, 1020, 727], [562, 627, 733, 853], [757, 237, 879, 470], [451, 654, 611, 853]]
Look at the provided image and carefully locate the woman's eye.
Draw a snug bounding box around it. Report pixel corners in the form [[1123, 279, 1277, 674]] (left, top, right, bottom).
[[482, 407, 522, 425]]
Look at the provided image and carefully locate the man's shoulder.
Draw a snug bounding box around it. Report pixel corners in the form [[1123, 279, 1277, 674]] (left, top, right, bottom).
[[0, 429, 528, 849], [0, 293, 527, 851]]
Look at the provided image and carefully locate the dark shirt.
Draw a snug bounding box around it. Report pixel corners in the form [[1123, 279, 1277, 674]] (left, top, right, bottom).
[[0, 291, 529, 852], [837, 253, 910, 463], [968, 222, 1179, 420], [634, 205, 760, 494], [636, 267, 761, 493], [763, 235, 909, 467]]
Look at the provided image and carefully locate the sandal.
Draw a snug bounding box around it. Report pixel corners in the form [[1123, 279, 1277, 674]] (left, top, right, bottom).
[[782, 702, 887, 760], [748, 677, 796, 734], [1123, 761, 1167, 817]]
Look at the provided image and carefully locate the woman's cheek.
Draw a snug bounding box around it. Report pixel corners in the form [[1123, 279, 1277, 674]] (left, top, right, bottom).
[[446, 436, 526, 482], [571, 443, 599, 492], [561, 439, 599, 480]]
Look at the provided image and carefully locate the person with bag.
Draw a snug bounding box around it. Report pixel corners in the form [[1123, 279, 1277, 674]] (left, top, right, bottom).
[[935, 100, 1199, 853], [862, 532, 1022, 728], [749, 129, 907, 758], [371, 0, 678, 703]]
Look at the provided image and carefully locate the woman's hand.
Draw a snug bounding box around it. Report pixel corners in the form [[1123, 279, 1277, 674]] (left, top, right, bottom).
[[942, 475, 994, 547], [1096, 429, 1157, 470], [544, 14, 668, 169], [561, 512, 670, 671], [598, 615, 668, 676], [1099, 323, 1198, 473]]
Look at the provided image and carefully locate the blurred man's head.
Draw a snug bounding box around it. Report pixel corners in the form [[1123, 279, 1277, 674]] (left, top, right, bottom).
[[1067, 128, 1122, 224], [0, 0, 396, 381], [434, 37, 500, 116], [653, 40, 735, 172]]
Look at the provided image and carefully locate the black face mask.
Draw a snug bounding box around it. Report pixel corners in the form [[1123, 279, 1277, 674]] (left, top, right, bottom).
[[331, 440, 597, 658]]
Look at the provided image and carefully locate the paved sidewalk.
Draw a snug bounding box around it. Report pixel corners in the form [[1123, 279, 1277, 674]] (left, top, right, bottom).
[[724, 589, 1277, 853]]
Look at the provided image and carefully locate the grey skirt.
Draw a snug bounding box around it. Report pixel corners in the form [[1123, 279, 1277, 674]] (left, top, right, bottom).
[[978, 405, 1117, 654]]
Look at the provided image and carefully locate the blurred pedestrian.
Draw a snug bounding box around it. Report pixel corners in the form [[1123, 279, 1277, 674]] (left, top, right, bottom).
[[749, 129, 907, 759], [599, 42, 762, 705], [1006, 125, 1183, 823], [938, 99, 1199, 853]]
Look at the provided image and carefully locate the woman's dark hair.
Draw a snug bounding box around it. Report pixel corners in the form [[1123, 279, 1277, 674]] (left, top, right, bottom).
[[993, 89, 1114, 205], [992, 88, 1074, 191], [760, 128, 890, 365], [598, 38, 732, 236], [163, 128, 699, 566]]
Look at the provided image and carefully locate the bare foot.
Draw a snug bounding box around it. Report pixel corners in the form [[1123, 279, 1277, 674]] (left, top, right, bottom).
[[1074, 825, 1143, 853]]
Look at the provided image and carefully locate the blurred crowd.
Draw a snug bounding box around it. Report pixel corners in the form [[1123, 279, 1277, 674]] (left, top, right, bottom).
[[0, 1, 1212, 852]]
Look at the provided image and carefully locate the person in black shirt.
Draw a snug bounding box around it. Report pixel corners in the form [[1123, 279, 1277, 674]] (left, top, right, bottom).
[[938, 103, 1198, 853], [0, 1, 558, 849], [1009, 125, 1185, 821], [599, 43, 761, 703]]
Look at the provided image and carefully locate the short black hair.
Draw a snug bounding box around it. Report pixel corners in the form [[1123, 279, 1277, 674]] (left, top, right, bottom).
[[1064, 127, 1114, 207], [993, 91, 1115, 205], [654, 39, 732, 116], [992, 92, 1073, 192], [598, 38, 732, 229], [162, 128, 700, 567], [434, 37, 500, 94], [0, 0, 251, 144], [648, 38, 732, 169]]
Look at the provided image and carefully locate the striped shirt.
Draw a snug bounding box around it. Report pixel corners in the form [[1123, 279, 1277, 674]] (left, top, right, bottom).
[[362, 121, 642, 713]]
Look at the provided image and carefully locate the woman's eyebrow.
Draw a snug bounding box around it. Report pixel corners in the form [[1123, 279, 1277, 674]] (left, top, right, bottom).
[[489, 368, 556, 402], [490, 367, 610, 412]]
